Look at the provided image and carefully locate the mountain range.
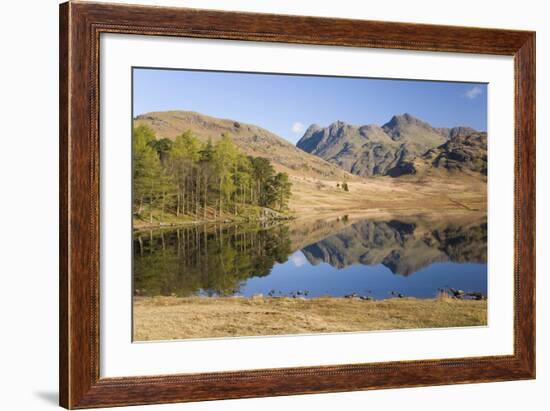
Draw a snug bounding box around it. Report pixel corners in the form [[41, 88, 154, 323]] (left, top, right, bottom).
[[297, 113, 486, 177], [135, 110, 487, 180]]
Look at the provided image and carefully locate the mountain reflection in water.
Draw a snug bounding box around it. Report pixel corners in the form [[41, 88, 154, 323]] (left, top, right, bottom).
[[133, 215, 487, 300]]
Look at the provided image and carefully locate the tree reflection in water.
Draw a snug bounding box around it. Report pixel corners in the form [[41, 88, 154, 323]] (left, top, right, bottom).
[[133, 216, 487, 298]]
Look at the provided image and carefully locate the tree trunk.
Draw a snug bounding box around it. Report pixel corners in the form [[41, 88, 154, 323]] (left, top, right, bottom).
[[195, 175, 200, 216], [161, 190, 166, 221], [138, 196, 144, 214], [181, 183, 186, 215], [148, 180, 154, 224], [219, 178, 223, 217], [203, 175, 207, 219]]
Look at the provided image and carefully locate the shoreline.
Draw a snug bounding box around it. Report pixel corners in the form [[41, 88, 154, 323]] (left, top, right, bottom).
[[133, 214, 294, 232], [133, 295, 487, 341], [132, 206, 485, 232]]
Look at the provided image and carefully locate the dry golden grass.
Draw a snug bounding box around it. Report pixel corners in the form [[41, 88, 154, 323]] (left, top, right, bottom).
[[288, 173, 486, 217], [133, 296, 487, 341]]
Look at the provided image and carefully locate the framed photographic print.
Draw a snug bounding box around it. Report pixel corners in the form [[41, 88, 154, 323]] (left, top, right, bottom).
[[59, 1, 535, 409]]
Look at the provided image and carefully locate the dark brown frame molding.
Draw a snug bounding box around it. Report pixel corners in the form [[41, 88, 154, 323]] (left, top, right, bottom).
[[59, 1, 536, 408]]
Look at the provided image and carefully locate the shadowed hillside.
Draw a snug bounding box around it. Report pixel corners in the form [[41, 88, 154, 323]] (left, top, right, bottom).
[[424, 132, 488, 175]]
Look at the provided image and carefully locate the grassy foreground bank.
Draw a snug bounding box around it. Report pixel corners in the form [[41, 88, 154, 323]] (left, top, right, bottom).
[[133, 296, 487, 341]]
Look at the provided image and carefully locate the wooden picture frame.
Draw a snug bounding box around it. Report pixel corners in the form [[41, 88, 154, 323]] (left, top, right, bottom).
[[59, 1, 535, 408]]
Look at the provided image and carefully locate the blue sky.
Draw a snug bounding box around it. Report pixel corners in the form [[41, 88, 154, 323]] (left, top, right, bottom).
[[133, 68, 487, 144]]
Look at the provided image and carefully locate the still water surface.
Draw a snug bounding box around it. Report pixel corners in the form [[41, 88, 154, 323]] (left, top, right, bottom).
[[133, 216, 487, 300]]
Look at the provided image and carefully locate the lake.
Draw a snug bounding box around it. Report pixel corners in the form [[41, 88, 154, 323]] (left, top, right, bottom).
[[133, 215, 487, 300]]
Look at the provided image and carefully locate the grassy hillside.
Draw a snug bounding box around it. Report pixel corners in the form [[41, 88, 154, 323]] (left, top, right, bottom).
[[134, 111, 354, 181]]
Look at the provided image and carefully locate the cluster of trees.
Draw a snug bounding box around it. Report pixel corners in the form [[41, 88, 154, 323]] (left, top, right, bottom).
[[133, 125, 292, 222], [336, 182, 349, 191]]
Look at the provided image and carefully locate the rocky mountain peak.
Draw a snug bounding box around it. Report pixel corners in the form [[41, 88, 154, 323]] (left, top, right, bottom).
[[303, 123, 322, 136], [382, 113, 436, 139], [297, 114, 481, 178], [383, 113, 423, 127]]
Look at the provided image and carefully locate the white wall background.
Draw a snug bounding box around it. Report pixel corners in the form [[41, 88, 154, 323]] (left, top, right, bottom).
[[0, 0, 547, 410]]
